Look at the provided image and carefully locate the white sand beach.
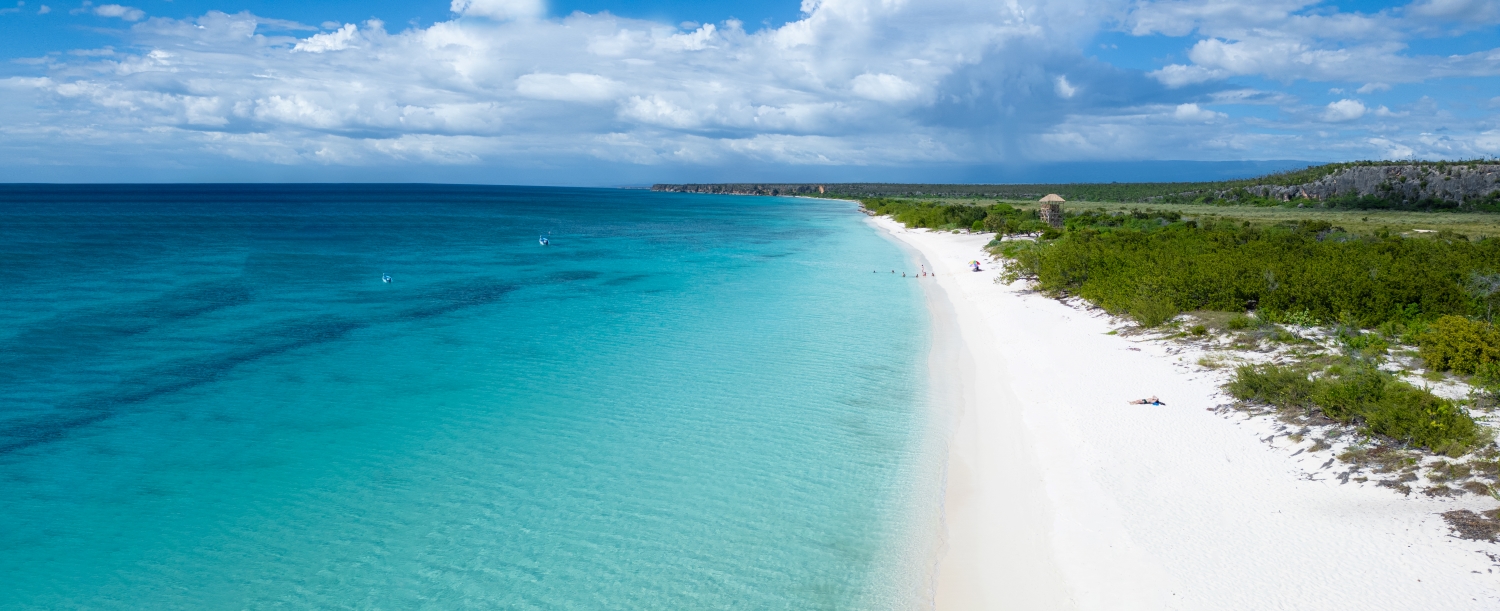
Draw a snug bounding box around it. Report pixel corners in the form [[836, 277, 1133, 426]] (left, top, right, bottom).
[[870, 216, 1500, 610]]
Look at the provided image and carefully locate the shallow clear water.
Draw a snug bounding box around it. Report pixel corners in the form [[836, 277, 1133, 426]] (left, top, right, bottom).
[[0, 186, 937, 609]]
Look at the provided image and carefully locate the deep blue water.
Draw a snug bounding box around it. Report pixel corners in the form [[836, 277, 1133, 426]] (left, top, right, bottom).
[[0, 185, 938, 609]]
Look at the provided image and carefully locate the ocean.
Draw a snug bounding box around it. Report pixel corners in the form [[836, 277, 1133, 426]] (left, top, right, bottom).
[[0, 185, 939, 609]]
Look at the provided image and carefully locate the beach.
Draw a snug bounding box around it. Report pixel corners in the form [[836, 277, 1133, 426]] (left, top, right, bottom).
[[870, 216, 1500, 610]]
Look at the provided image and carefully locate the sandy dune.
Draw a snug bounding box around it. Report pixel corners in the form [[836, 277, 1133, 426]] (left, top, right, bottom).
[[869, 216, 1500, 610]]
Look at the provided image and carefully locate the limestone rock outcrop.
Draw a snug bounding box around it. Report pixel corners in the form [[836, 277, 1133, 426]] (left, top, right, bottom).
[[1225, 164, 1500, 203]]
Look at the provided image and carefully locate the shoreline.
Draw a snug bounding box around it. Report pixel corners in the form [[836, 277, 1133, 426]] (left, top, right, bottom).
[[869, 216, 1500, 610]]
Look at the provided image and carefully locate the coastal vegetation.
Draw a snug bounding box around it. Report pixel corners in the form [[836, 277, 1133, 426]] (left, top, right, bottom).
[[658, 159, 1500, 211], [1227, 363, 1483, 455], [994, 213, 1500, 329], [859, 197, 1052, 235], [981, 204, 1500, 455], [865, 194, 1500, 465]]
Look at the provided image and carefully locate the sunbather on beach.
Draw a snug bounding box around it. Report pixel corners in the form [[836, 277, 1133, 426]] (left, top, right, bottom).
[[1129, 396, 1165, 405]]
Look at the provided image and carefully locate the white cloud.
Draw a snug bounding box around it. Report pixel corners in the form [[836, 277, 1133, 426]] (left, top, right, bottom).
[[655, 23, 717, 51], [94, 3, 144, 21], [5, 0, 1500, 176], [1149, 63, 1224, 87], [293, 24, 358, 53], [1173, 103, 1224, 121], [1366, 137, 1414, 159], [1130, 0, 1500, 86], [850, 73, 921, 102], [1208, 88, 1293, 105], [1321, 99, 1366, 122], [38, 3, 48, 13], [515, 73, 622, 102], [1405, 0, 1500, 25], [1054, 75, 1077, 99], [451, 0, 544, 21]]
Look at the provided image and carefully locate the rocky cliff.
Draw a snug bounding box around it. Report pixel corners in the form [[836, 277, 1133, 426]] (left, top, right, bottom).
[[1206, 163, 1500, 204]]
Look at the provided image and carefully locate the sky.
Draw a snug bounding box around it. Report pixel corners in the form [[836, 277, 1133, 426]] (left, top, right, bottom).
[[0, 0, 1497, 184]]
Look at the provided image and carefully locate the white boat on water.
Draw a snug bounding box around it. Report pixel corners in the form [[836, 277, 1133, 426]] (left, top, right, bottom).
[[539, 236, 550, 246], [382, 274, 392, 283]]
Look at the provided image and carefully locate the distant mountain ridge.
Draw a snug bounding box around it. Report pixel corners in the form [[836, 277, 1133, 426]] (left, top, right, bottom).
[[652, 161, 1500, 211]]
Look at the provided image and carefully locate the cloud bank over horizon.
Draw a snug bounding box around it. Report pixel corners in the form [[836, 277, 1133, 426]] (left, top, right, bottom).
[[1, 0, 1497, 183]]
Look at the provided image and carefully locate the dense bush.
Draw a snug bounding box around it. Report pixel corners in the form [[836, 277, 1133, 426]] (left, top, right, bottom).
[[864, 198, 1047, 235], [1419, 316, 1500, 374], [995, 213, 1500, 327], [1226, 364, 1317, 411], [812, 160, 1500, 206], [1229, 364, 1483, 455]]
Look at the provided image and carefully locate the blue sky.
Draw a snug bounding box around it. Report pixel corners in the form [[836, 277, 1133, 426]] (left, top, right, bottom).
[[0, 0, 1497, 183]]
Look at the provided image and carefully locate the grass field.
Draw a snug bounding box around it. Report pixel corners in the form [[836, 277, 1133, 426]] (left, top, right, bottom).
[[923, 198, 1500, 239]]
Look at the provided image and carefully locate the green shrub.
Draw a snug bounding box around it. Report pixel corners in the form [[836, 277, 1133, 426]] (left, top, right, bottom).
[[1363, 384, 1482, 456], [1226, 314, 1253, 330], [1191, 324, 1208, 336], [1419, 316, 1500, 374], [1474, 362, 1500, 402], [1129, 294, 1179, 327], [1230, 364, 1483, 454], [991, 215, 1500, 328], [982, 213, 1010, 234], [1339, 329, 1389, 357], [971, 220, 985, 232], [1227, 364, 1317, 411], [1313, 365, 1389, 420]]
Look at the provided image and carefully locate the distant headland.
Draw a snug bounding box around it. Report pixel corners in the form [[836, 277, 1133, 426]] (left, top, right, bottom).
[[653, 160, 1500, 212]]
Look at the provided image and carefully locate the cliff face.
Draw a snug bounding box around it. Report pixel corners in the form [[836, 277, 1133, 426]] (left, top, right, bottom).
[[1236, 164, 1500, 203]]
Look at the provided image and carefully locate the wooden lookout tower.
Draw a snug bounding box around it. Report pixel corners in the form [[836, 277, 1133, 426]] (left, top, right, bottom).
[[1038, 194, 1066, 228]]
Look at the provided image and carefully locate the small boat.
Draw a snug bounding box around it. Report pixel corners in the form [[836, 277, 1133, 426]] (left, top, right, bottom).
[[382, 274, 392, 283], [539, 236, 550, 246]]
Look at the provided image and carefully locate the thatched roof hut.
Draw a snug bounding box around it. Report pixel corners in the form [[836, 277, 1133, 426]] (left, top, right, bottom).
[[1039, 193, 1065, 203]]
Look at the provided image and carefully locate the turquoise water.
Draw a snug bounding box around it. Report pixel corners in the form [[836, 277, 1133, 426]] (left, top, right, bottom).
[[0, 186, 938, 609]]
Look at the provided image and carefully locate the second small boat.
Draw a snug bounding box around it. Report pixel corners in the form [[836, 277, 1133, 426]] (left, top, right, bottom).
[[539, 235, 550, 246]]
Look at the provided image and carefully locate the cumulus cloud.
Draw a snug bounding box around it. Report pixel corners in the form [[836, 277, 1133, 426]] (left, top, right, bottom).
[[3, 0, 1499, 176], [516, 73, 623, 102], [851, 73, 921, 102], [1128, 0, 1500, 85], [94, 3, 144, 21], [1322, 99, 1366, 122], [8, 1, 1147, 170], [452, 0, 545, 21], [293, 23, 358, 52], [1405, 0, 1500, 25], [1150, 63, 1225, 87], [1173, 103, 1224, 121], [1054, 76, 1077, 99]]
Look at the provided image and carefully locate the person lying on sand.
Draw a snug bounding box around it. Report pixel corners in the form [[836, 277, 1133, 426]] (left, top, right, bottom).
[[1129, 396, 1165, 405]]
